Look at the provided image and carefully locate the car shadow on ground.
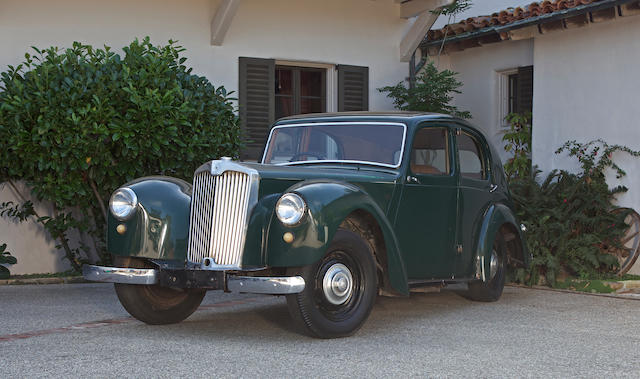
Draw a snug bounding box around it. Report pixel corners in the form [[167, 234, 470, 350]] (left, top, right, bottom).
[[139, 290, 488, 340]]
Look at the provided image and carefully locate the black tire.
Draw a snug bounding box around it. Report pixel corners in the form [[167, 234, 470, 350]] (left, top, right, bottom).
[[286, 228, 378, 338], [113, 257, 205, 325], [465, 233, 506, 302]]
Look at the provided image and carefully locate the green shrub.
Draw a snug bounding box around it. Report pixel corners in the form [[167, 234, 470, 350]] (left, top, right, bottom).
[[0, 243, 17, 279], [0, 37, 241, 270], [378, 61, 471, 119], [509, 140, 640, 285], [502, 112, 532, 180]]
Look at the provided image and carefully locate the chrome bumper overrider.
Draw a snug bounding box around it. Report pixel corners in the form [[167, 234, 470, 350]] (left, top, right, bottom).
[[82, 265, 305, 294]]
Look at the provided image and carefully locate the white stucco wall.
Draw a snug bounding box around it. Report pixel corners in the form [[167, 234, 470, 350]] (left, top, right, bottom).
[[532, 17, 640, 210], [439, 39, 534, 163], [0, 0, 409, 110], [0, 182, 73, 275], [532, 17, 640, 275], [0, 0, 411, 274]]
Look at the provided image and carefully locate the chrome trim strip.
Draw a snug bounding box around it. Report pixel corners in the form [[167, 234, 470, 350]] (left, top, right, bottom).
[[227, 275, 305, 294], [261, 122, 408, 169], [82, 264, 158, 285]]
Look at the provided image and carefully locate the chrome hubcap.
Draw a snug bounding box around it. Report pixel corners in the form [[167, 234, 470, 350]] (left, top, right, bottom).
[[489, 249, 500, 280], [322, 263, 353, 305]]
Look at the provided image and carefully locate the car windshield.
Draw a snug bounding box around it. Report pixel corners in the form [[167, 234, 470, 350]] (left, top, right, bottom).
[[262, 122, 406, 168]]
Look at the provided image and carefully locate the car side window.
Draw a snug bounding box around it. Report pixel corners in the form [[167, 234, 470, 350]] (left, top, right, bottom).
[[410, 127, 450, 176], [457, 132, 486, 180]]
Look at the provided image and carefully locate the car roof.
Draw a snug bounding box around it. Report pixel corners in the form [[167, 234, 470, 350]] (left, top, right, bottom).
[[272, 112, 492, 145], [274, 111, 456, 126]]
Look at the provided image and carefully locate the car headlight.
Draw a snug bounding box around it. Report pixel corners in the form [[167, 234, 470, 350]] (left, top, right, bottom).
[[276, 193, 306, 225], [109, 187, 138, 221]]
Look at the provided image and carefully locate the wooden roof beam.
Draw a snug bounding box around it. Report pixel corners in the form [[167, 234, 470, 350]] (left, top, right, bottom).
[[211, 0, 241, 46], [399, 0, 454, 62], [401, 0, 452, 19]]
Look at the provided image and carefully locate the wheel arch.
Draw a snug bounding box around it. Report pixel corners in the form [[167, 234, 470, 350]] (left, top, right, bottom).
[[475, 203, 529, 282], [108, 176, 192, 261], [266, 180, 409, 296], [340, 209, 408, 297]]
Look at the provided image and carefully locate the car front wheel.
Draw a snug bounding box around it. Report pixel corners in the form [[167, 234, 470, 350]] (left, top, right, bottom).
[[286, 228, 378, 338], [113, 257, 206, 325]]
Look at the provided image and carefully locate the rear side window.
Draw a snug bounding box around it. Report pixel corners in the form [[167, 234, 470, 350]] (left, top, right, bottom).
[[410, 127, 450, 176], [457, 132, 486, 180]]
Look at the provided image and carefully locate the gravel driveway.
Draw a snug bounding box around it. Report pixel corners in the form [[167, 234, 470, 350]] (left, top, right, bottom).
[[1, 283, 638, 378]]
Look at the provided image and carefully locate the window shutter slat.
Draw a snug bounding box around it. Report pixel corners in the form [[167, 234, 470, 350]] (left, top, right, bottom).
[[337, 65, 369, 112], [239, 57, 275, 160], [517, 65, 533, 114]]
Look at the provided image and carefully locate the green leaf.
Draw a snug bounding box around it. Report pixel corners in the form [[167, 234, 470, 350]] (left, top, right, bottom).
[[0, 266, 10, 279], [0, 37, 241, 268]]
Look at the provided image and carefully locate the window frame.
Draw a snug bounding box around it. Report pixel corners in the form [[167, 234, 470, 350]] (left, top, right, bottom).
[[239, 57, 369, 161], [455, 127, 490, 183], [408, 126, 454, 178], [262, 121, 408, 169], [275, 61, 333, 117], [497, 68, 519, 128]]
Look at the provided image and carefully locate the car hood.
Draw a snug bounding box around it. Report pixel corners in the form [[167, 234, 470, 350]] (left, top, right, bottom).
[[241, 162, 399, 182], [240, 162, 402, 207]]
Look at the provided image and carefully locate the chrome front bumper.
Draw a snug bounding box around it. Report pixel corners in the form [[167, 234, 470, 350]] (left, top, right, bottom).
[[82, 265, 305, 295]]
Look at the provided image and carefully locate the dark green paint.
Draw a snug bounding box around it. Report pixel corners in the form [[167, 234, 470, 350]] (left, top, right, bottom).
[[454, 125, 495, 278], [108, 177, 191, 264], [264, 180, 408, 295], [394, 123, 458, 279], [107, 113, 527, 294], [476, 203, 523, 279]]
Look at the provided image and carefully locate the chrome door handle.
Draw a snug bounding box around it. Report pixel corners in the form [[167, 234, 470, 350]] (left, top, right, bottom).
[[407, 175, 420, 184]]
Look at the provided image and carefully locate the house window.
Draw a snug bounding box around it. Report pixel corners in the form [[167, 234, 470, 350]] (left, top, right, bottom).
[[275, 66, 326, 120], [499, 66, 533, 126], [239, 57, 369, 160]]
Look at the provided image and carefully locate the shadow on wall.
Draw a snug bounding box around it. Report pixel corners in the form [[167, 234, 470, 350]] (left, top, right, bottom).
[[0, 181, 98, 275]]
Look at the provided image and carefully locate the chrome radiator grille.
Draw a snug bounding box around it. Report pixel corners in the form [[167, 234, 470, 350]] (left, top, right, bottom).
[[187, 169, 253, 267]]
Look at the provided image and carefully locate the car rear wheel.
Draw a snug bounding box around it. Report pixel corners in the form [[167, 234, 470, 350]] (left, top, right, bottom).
[[465, 233, 506, 302], [286, 228, 378, 338], [113, 257, 205, 325]]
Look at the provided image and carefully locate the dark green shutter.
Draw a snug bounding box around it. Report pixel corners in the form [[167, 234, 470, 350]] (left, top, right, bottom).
[[517, 65, 533, 114], [337, 65, 369, 112], [239, 57, 275, 160]]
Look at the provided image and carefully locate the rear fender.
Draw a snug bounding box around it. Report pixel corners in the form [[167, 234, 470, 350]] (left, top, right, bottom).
[[475, 203, 528, 282]]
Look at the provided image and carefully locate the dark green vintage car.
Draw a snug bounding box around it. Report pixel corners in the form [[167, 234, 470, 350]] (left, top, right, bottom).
[[84, 112, 529, 338]]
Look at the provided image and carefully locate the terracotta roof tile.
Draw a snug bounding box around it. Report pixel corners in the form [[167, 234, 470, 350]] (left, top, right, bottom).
[[427, 0, 604, 41]]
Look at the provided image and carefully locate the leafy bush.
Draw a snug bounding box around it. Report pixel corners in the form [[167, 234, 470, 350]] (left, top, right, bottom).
[[0, 38, 241, 270], [0, 243, 17, 279], [502, 112, 532, 180], [509, 140, 640, 285], [378, 61, 471, 119]]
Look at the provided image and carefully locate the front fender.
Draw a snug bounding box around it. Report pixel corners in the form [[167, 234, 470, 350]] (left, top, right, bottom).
[[476, 203, 528, 282], [265, 180, 409, 295], [107, 176, 191, 263]]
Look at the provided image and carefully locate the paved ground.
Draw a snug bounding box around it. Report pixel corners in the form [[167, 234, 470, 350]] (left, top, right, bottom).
[[1, 284, 639, 378]]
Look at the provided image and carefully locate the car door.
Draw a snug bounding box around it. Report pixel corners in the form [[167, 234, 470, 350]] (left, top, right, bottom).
[[454, 127, 494, 278], [394, 125, 458, 280]]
